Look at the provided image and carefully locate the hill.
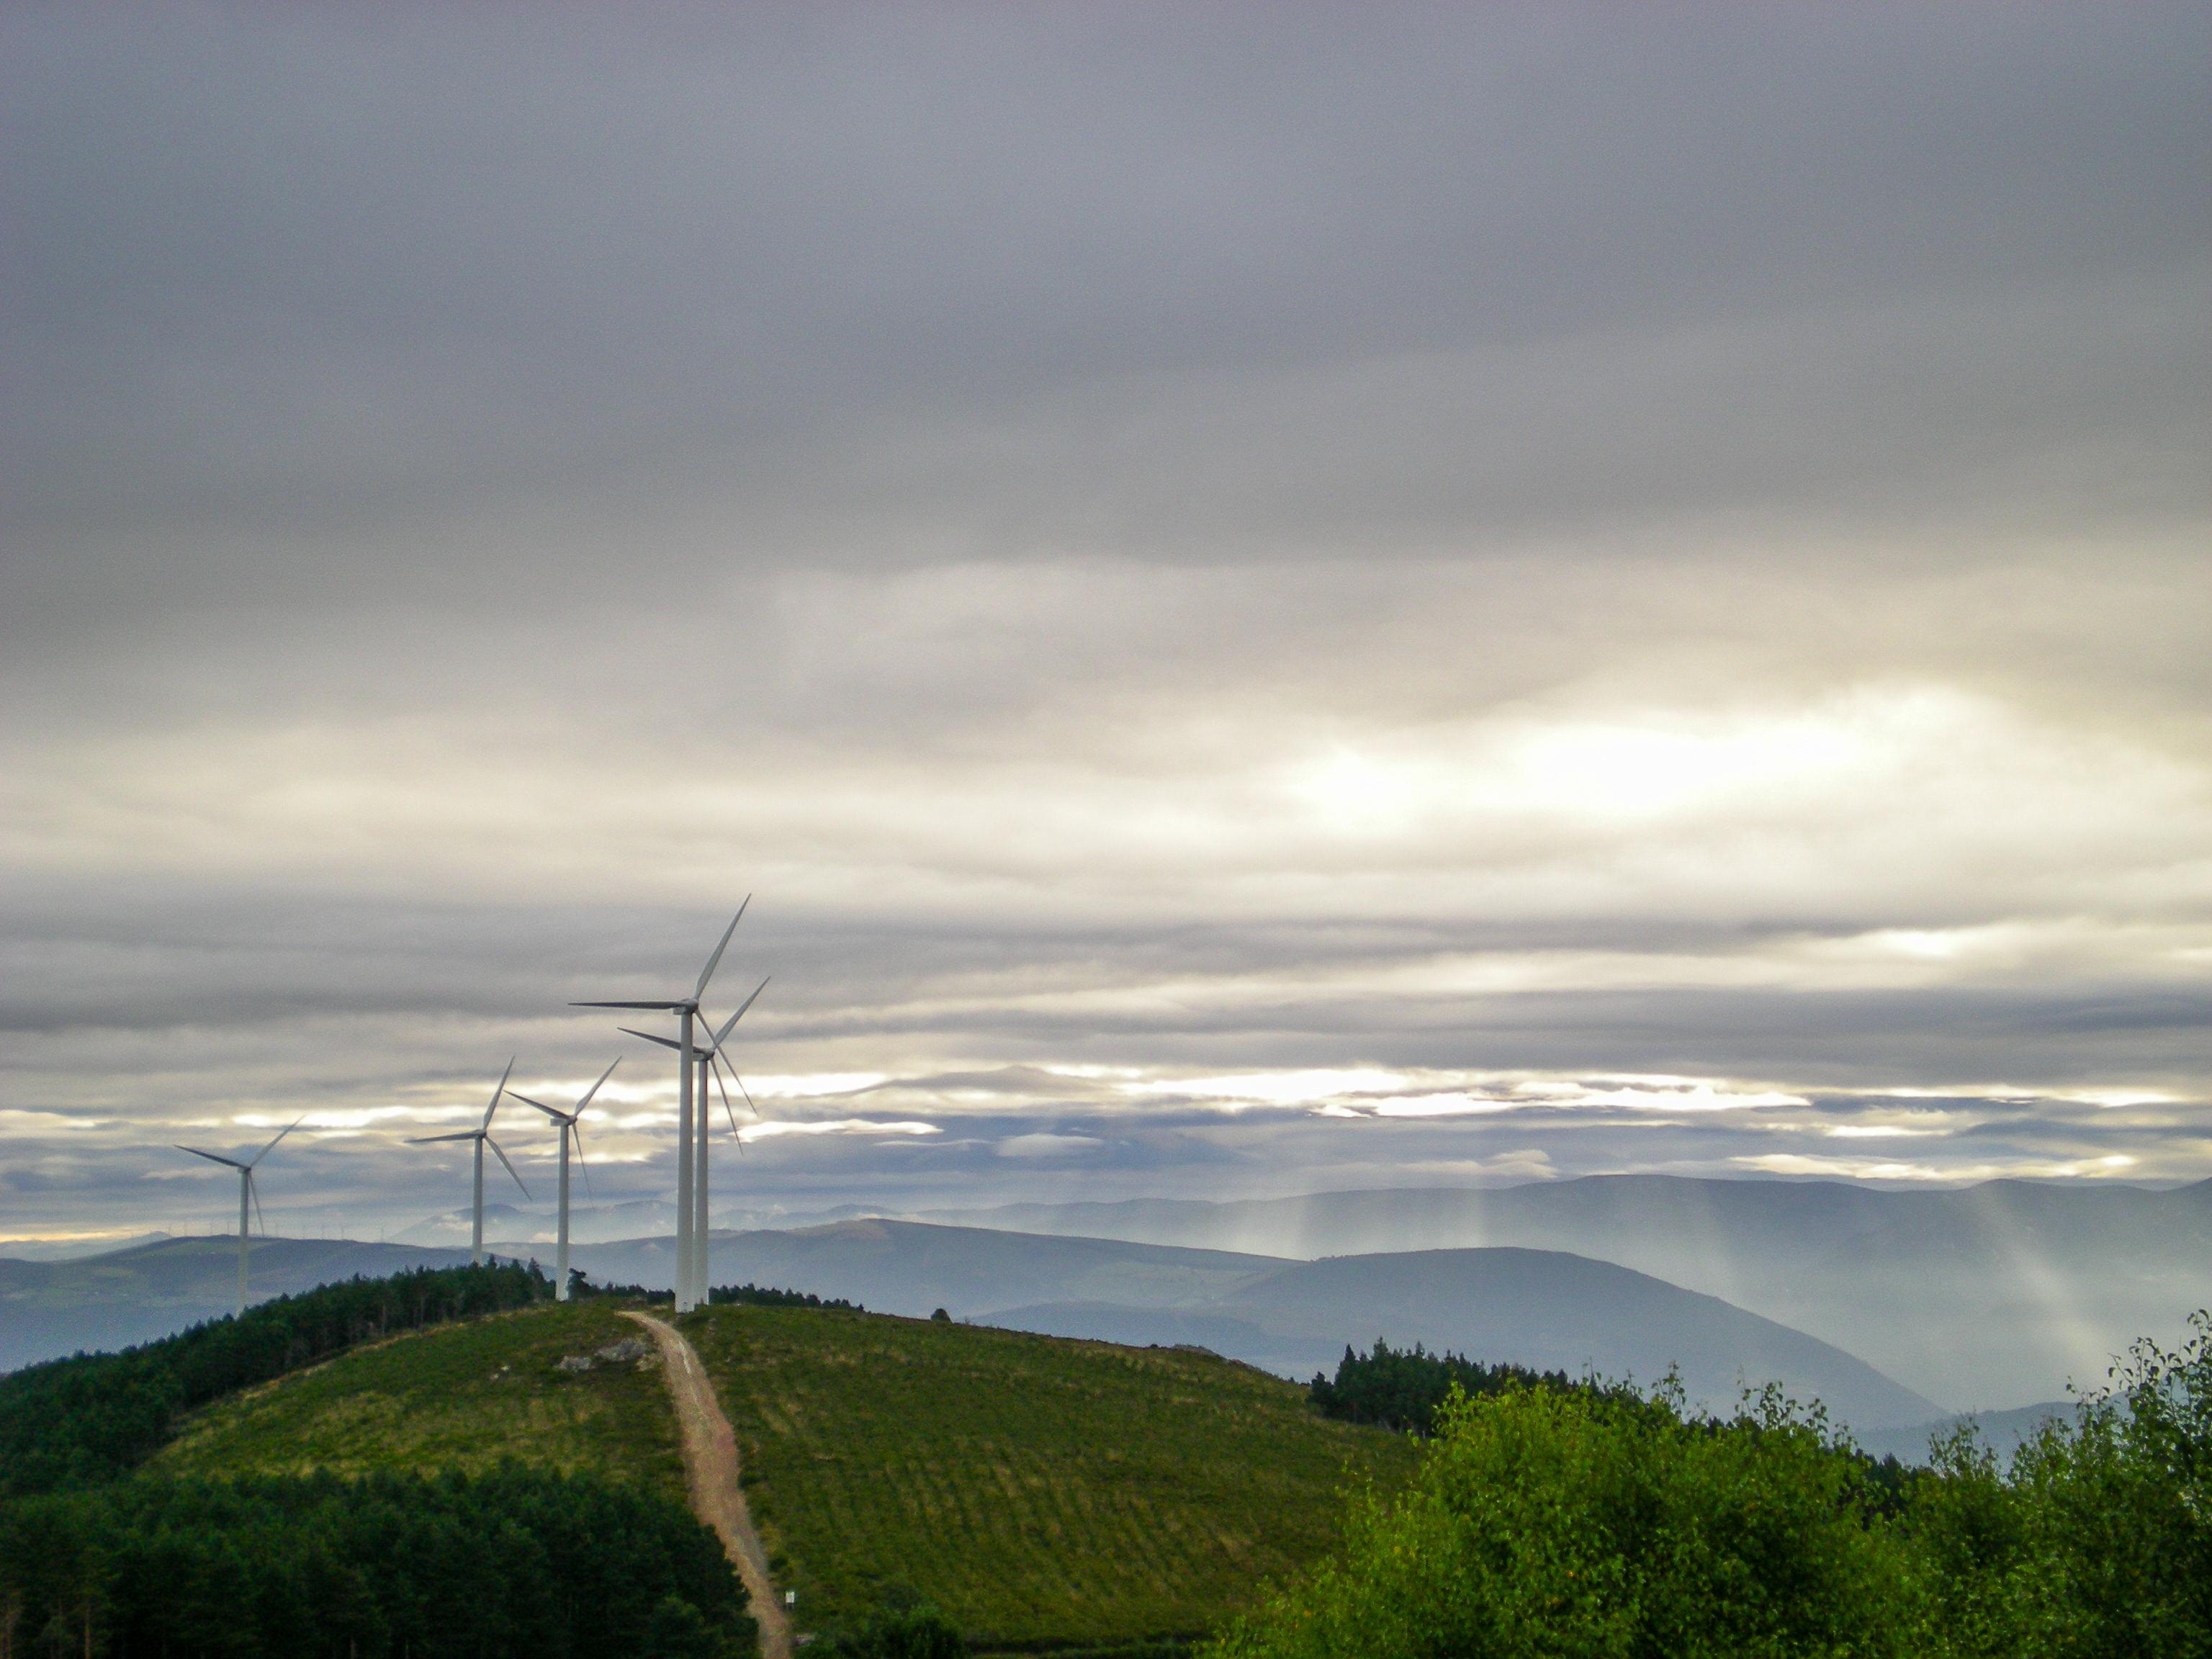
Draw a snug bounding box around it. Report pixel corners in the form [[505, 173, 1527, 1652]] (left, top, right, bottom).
[[153, 1299, 687, 1501], [142, 1293, 1415, 1650], [0, 1235, 472, 1372], [683, 1302, 1417, 1647], [920, 1176, 2212, 1406]]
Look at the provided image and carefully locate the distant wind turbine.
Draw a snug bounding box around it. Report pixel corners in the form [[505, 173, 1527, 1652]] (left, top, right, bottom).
[[509, 1057, 619, 1301], [621, 976, 768, 1304], [571, 902, 750, 1312], [407, 1059, 527, 1266], [174, 1118, 302, 1317]]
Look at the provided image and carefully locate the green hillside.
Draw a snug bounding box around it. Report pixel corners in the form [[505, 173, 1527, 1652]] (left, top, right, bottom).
[[154, 1300, 686, 1501], [142, 1295, 1416, 1651], [684, 1303, 1419, 1650]]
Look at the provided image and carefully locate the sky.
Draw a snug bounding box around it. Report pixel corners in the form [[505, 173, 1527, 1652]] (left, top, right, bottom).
[[3, 3, 2209, 1244]]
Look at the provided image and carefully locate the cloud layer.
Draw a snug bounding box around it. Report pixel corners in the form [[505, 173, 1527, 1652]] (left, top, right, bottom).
[[2, 4, 2208, 1241]]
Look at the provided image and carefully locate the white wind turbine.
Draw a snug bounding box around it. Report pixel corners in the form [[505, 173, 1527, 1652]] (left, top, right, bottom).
[[620, 976, 768, 1305], [570, 902, 750, 1311], [508, 1057, 619, 1301], [407, 1059, 528, 1266], [174, 1118, 303, 1317]]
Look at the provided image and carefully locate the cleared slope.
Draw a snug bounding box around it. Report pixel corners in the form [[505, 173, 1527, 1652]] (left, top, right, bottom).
[[684, 1302, 1416, 1650], [154, 1300, 686, 1501]]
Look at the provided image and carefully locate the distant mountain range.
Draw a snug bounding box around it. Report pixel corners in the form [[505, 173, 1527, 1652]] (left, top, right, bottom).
[[12, 1172, 2198, 1438], [907, 1176, 2212, 1407], [558, 1219, 1938, 1431]]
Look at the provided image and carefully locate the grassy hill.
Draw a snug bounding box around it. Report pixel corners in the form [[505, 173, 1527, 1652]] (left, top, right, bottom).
[[154, 1300, 686, 1501], [683, 1303, 1419, 1649], [147, 1293, 1414, 1650]]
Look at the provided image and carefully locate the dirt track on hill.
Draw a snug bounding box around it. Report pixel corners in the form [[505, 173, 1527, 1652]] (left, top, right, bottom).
[[622, 1310, 793, 1659]]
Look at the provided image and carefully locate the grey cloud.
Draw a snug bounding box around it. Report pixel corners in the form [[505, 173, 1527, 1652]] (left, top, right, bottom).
[[6, 6, 2207, 590], [3, 5, 2209, 1241]]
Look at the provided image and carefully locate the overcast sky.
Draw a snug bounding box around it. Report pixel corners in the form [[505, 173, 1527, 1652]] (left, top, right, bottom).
[[4, 4, 2208, 1244]]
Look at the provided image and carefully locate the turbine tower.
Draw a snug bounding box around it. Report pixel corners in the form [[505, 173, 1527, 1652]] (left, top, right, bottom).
[[621, 976, 768, 1305], [509, 1057, 619, 1301], [175, 1118, 302, 1317], [571, 902, 749, 1311], [408, 1059, 528, 1265]]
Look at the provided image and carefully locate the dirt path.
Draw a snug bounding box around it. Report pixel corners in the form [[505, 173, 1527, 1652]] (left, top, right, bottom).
[[622, 1310, 793, 1659]]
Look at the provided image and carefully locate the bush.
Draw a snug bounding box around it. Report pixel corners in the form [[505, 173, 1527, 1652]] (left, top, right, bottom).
[[833, 1606, 968, 1659], [1214, 1381, 1910, 1659], [1223, 1313, 2212, 1659], [1905, 1310, 2212, 1658]]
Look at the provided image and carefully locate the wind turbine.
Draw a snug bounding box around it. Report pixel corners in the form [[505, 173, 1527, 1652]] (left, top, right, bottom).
[[621, 976, 768, 1306], [570, 902, 748, 1312], [175, 1118, 302, 1317], [508, 1057, 619, 1301], [407, 1059, 527, 1266]]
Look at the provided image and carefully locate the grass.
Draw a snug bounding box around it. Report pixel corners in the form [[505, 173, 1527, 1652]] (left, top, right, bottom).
[[682, 1304, 1418, 1652], [153, 1300, 685, 1501]]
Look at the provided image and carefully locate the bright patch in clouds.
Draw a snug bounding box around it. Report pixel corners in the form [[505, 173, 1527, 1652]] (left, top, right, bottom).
[[737, 1118, 939, 1142]]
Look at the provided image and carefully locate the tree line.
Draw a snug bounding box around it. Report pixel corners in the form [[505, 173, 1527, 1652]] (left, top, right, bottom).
[[1220, 1313, 2212, 1659], [1308, 1340, 1642, 1433], [707, 1283, 865, 1312], [0, 1467, 750, 1659]]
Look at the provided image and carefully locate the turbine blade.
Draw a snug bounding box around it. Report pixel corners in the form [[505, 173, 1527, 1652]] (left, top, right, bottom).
[[509, 1093, 567, 1123], [694, 899, 748, 1000], [248, 1172, 266, 1236], [571, 1123, 594, 1199], [248, 1116, 305, 1168], [575, 1056, 620, 1115], [487, 1136, 531, 1200], [177, 1146, 249, 1171], [407, 1130, 482, 1145], [619, 1026, 686, 1053], [712, 1056, 742, 1139], [710, 977, 770, 1048], [483, 1057, 516, 1128], [569, 999, 688, 1010]]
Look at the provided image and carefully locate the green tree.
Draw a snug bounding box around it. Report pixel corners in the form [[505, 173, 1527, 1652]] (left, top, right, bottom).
[[1211, 1381, 1910, 1659]]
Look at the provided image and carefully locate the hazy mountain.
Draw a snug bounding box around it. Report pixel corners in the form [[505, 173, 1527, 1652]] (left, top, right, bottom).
[[917, 1177, 2212, 1407], [571, 1218, 1280, 1312], [396, 1198, 871, 1248], [395, 1198, 682, 1248], [0, 1218, 1956, 1432], [1856, 1399, 2086, 1467], [577, 1219, 1936, 1430], [991, 1245, 1941, 1431], [0, 1233, 171, 1262], [0, 1236, 471, 1372]]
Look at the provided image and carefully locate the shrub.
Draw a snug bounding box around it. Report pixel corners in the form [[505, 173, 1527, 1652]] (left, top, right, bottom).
[[1213, 1381, 1910, 1659]]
